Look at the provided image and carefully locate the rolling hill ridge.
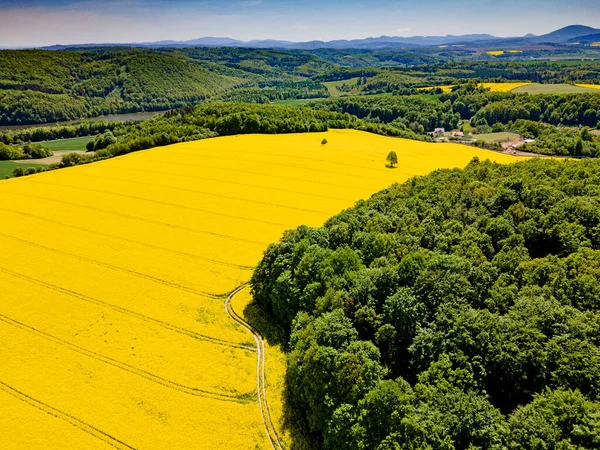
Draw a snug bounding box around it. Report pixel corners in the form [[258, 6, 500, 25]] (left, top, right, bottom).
[[40, 25, 600, 50]]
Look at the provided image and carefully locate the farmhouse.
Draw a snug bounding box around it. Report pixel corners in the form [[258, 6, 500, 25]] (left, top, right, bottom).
[[433, 127, 446, 135], [452, 130, 464, 137]]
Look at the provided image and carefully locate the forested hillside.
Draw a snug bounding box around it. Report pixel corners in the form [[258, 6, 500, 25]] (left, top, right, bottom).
[[252, 157, 600, 449], [3, 48, 600, 129], [0, 50, 240, 124]]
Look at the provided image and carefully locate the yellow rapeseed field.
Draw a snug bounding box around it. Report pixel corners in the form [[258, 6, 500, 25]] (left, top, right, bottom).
[[480, 82, 533, 92], [576, 84, 600, 90], [417, 85, 454, 93], [0, 129, 527, 449], [420, 83, 533, 94]]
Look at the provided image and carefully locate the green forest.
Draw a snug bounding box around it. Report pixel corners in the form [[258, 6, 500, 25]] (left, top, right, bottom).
[[1, 48, 600, 138], [0, 49, 240, 124], [2, 48, 600, 160], [251, 157, 600, 449]]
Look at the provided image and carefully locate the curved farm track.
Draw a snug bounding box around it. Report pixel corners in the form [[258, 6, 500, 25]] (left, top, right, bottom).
[[0, 380, 137, 450], [225, 286, 283, 450]]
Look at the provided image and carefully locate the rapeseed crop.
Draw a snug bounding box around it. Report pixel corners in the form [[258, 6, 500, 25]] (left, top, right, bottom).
[[576, 83, 600, 90], [417, 85, 453, 93], [480, 82, 533, 92], [0, 129, 526, 448], [420, 83, 533, 93]]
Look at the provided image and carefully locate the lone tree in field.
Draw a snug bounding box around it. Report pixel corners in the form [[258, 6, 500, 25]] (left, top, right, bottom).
[[321, 138, 328, 145], [386, 151, 398, 168]]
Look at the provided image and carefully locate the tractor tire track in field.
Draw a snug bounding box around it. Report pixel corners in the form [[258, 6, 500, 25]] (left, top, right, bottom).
[[0, 266, 255, 353], [79, 170, 354, 203], [0, 314, 251, 404], [0, 190, 268, 246], [26, 178, 328, 215], [0, 231, 228, 299], [167, 146, 405, 174], [225, 286, 283, 450], [0, 380, 136, 450], [121, 160, 378, 193], [0, 207, 254, 270], [143, 152, 390, 183]]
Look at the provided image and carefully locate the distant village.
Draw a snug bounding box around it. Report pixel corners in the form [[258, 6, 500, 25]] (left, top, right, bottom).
[[432, 127, 535, 154]]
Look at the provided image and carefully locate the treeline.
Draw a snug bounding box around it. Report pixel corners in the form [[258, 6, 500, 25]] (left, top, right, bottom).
[[322, 61, 600, 95], [437, 60, 600, 84], [182, 47, 336, 78], [309, 48, 445, 69], [313, 68, 381, 82], [310, 96, 461, 133], [0, 142, 52, 160], [471, 93, 600, 128], [511, 121, 600, 157], [251, 157, 600, 449], [0, 120, 126, 145], [216, 80, 328, 103], [361, 71, 452, 94]]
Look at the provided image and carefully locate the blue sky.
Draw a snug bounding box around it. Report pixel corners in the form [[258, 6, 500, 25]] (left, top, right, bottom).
[[0, 0, 599, 47]]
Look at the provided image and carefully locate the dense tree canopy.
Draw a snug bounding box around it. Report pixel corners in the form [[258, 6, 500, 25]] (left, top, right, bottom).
[[0, 142, 52, 160], [251, 157, 600, 449], [471, 93, 600, 128], [0, 50, 239, 125], [310, 96, 461, 133]]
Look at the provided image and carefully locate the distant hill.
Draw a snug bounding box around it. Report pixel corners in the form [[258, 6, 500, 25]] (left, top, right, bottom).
[[43, 34, 498, 51], [283, 34, 498, 49], [530, 25, 600, 43], [38, 25, 600, 50]]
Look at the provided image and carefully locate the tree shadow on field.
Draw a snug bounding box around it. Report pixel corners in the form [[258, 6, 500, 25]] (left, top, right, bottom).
[[242, 300, 317, 450]]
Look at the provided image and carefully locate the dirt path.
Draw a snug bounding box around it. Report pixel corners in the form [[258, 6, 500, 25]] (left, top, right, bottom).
[[499, 135, 549, 157], [501, 148, 543, 157], [501, 134, 525, 151], [15, 150, 89, 165], [225, 286, 283, 450]]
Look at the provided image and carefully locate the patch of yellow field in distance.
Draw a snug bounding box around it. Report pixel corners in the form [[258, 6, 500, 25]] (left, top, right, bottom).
[[480, 82, 533, 92], [486, 50, 505, 56], [417, 85, 454, 93], [576, 84, 600, 90], [507, 50, 523, 53], [0, 130, 527, 449]]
